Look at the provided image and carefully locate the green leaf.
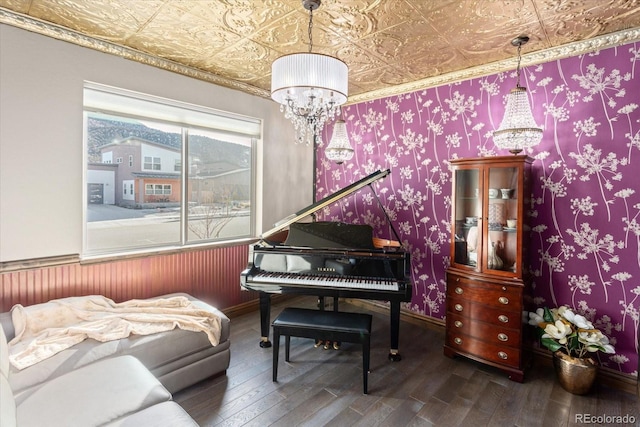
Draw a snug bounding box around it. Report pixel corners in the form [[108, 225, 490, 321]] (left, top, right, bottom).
[[541, 337, 562, 352], [543, 307, 554, 323]]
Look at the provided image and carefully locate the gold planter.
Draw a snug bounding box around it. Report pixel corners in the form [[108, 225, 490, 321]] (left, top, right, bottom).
[[553, 351, 598, 395]]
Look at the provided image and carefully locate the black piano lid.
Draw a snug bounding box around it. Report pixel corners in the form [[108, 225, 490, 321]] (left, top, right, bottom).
[[260, 169, 391, 241]]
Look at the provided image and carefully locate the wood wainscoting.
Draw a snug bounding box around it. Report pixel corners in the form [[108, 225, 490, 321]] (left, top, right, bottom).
[[0, 245, 257, 312]]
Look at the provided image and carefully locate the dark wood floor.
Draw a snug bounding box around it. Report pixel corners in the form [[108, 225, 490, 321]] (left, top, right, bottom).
[[174, 296, 640, 426]]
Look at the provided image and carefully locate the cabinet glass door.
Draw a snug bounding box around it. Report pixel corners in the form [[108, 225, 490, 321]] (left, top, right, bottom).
[[453, 168, 480, 268], [486, 166, 518, 273]]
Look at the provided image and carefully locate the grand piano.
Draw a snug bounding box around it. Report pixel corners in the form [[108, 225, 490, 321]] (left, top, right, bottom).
[[240, 169, 412, 361]]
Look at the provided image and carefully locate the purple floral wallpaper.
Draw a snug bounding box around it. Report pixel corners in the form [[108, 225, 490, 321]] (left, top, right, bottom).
[[316, 40, 640, 376]]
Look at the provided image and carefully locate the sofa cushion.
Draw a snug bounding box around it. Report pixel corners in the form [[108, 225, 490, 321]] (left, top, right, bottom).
[[15, 355, 171, 427], [103, 401, 199, 427], [0, 374, 16, 427], [1, 292, 230, 393]]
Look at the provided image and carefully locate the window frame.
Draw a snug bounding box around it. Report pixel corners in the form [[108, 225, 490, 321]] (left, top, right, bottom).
[[82, 82, 261, 259], [145, 184, 172, 195], [143, 156, 162, 171]]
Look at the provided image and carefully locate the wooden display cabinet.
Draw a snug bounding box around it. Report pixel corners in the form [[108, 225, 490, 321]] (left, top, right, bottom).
[[444, 155, 533, 382]]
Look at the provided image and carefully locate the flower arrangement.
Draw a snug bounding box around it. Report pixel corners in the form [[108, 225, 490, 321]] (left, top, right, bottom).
[[528, 306, 615, 359]]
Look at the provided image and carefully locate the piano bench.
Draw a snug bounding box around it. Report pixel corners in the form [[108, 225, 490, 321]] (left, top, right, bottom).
[[271, 307, 372, 394]]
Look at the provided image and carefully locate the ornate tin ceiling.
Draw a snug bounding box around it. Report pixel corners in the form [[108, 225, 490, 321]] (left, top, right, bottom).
[[2, 0, 640, 103]]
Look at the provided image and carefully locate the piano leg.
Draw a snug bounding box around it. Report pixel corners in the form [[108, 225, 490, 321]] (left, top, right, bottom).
[[389, 301, 402, 361], [259, 292, 272, 348]]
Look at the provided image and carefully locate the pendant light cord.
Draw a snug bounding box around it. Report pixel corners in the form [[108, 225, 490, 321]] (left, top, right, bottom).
[[515, 41, 523, 88], [308, 6, 314, 53]]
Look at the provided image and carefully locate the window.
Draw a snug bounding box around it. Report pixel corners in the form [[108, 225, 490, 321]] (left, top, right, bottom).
[[144, 156, 161, 170], [145, 184, 172, 195], [83, 83, 260, 257]]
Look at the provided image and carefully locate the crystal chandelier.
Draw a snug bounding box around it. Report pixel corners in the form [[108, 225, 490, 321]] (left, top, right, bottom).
[[493, 36, 543, 155], [271, 0, 348, 146], [325, 116, 354, 164]]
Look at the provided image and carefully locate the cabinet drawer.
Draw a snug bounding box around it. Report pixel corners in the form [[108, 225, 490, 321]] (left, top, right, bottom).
[[446, 311, 521, 348], [447, 274, 522, 310], [446, 298, 522, 327], [446, 333, 522, 368]]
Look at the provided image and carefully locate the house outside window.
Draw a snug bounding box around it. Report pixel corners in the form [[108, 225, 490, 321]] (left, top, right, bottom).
[[122, 180, 135, 201], [143, 156, 161, 170], [84, 83, 260, 257], [145, 184, 172, 195]]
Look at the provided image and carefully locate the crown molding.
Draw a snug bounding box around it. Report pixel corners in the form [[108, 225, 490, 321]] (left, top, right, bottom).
[[2, 8, 639, 105], [347, 27, 640, 104], [0, 8, 271, 99]]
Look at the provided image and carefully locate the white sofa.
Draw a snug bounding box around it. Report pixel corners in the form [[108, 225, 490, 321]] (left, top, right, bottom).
[[0, 292, 231, 426]]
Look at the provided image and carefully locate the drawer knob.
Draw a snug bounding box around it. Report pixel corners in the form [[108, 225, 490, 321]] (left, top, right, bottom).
[[454, 304, 463, 312], [454, 320, 463, 328], [454, 337, 462, 345], [455, 287, 463, 295], [498, 296, 509, 305], [498, 333, 508, 342], [498, 351, 508, 360], [498, 315, 509, 323]]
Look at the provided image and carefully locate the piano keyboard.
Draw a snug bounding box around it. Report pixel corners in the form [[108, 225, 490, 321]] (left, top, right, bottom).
[[249, 272, 400, 291]]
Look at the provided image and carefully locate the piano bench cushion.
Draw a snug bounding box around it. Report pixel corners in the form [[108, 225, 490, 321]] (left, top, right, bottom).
[[272, 307, 372, 341]]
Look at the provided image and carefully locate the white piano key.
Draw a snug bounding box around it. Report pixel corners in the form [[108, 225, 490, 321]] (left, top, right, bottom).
[[251, 272, 399, 291]]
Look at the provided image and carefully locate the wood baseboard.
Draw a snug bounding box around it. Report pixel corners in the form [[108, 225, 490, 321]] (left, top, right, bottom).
[[222, 294, 295, 318], [530, 347, 638, 395], [346, 298, 638, 396]]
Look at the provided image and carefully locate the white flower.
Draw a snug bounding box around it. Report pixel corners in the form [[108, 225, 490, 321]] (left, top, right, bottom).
[[528, 308, 544, 326], [578, 330, 616, 353], [562, 309, 594, 329], [556, 306, 572, 319], [543, 320, 572, 344], [578, 330, 604, 350], [533, 305, 616, 357]]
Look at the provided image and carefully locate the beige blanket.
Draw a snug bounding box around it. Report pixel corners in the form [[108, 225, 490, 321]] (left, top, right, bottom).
[[8, 295, 221, 370]]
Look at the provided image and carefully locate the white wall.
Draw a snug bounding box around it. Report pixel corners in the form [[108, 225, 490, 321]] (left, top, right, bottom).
[[0, 24, 314, 262]]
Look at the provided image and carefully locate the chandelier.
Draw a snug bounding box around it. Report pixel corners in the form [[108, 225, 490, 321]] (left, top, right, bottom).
[[271, 0, 348, 146], [493, 36, 543, 155], [325, 115, 354, 164]]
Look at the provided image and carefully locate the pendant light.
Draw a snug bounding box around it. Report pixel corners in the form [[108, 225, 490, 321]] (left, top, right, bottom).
[[325, 114, 354, 164], [271, 0, 348, 146], [493, 36, 543, 155]]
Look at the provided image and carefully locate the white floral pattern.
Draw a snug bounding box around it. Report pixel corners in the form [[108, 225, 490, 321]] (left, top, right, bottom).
[[316, 41, 640, 376]]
